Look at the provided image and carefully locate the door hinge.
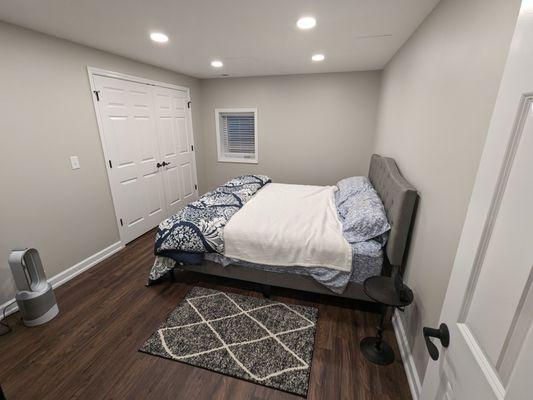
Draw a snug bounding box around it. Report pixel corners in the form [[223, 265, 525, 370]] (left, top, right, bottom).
[[194, 184, 198, 190], [108, 160, 113, 168], [93, 90, 101, 101], [191, 145, 194, 151], [120, 218, 123, 226], [187, 101, 191, 109]]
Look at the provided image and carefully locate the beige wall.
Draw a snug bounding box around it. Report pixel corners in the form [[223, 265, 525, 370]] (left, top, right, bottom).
[[198, 72, 381, 191], [0, 22, 202, 305], [373, 0, 520, 382]]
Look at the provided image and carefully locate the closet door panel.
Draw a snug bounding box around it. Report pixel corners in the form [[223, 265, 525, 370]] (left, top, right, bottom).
[[173, 91, 197, 204], [153, 87, 193, 217], [176, 117, 189, 154], [180, 163, 194, 199], [94, 75, 167, 243], [174, 115, 195, 201], [125, 81, 166, 232], [159, 116, 178, 165], [164, 163, 182, 209]]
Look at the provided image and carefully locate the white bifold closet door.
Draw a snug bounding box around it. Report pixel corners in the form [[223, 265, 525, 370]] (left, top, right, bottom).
[[93, 75, 198, 244], [152, 86, 197, 216]]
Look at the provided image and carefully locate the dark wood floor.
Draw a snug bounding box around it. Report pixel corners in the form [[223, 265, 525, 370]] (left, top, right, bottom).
[[0, 231, 411, 400]]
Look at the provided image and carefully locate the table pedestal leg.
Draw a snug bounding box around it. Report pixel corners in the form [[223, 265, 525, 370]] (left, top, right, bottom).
[[360, 305, 395, 365]]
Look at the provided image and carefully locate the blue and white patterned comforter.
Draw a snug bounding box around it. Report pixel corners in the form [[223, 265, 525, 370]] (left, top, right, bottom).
[[149, 175, 270, 281]]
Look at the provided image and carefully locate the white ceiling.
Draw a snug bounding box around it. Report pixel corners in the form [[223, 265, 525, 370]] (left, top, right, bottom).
[[0, 0, 440, 78]]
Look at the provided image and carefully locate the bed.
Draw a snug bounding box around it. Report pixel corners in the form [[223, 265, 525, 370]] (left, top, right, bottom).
[[148, 154, 418, 302]]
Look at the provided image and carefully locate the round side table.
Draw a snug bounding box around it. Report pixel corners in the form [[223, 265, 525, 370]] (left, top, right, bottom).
[[360, 275, 414, 365]]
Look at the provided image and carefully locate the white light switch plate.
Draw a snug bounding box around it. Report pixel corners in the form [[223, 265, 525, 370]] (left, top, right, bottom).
[[70, 156, 80, 169]]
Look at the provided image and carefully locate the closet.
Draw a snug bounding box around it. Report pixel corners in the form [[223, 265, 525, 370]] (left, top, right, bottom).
[[90, 69, 198, 244]]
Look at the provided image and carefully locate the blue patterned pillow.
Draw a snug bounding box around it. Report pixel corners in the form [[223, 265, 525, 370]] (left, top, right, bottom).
[[337, 187, 391, 244], [335, 176, 373, 207]]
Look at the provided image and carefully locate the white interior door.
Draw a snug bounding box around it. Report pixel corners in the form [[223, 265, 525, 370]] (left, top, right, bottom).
[[421, 4, 533, 399], [153, 86, 198, 217], [93, 75, 167, 243]]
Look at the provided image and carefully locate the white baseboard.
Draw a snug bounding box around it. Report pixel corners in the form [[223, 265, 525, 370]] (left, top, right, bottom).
[[1, 241, 124, 319], [392, 311, 422, 400], [48, 241, 124, 288]]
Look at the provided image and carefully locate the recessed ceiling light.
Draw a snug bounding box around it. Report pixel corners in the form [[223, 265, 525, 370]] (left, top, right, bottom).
[[312, 54, 325, 62], [297, 16, 316, 30], [150, 32, 169, 43], [211, 60, 223, 68]]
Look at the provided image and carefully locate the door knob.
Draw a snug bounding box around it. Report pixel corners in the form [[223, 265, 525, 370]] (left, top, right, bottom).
[[423, 323, 450, 360], [156, 162, 162, 168], [162, 161, 171, 166]]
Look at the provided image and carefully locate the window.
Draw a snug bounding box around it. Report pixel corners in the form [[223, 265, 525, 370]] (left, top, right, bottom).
[[215, 108, 258, 163]]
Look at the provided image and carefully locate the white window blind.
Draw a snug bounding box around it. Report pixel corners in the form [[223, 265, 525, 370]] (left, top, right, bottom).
[[216, 108, 258, 163]]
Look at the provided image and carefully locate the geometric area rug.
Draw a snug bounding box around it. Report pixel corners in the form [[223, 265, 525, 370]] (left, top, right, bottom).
[[140, 286, 318, 397]]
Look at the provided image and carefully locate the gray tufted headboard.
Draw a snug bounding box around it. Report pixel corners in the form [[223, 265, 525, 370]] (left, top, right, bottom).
[[368, 154, 418, 269]]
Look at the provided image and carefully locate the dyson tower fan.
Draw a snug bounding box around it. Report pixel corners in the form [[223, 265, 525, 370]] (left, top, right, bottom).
[[8, 248, 59, 326]]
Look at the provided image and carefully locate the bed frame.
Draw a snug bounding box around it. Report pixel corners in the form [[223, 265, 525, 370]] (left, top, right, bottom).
[[172, 154, 418, 302]]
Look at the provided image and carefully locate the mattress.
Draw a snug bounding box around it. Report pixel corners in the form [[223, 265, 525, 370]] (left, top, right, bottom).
[[205, 239, 383, 294], [223, 183, 353, 272]]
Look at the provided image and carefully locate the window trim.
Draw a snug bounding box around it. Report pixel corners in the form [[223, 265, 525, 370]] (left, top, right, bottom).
[[215, 107, 258, 164]]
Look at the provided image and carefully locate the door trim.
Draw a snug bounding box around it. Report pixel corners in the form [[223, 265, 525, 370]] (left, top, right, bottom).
[[87, 66, 197, 244], [87, 66, 192, 92], [392, 311, 422, 400]]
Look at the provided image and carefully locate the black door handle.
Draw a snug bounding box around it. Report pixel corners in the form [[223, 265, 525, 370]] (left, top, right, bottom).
[[423, 323, 450, 360], [162, 161, 171, 166], [156, 162, 162, 168]]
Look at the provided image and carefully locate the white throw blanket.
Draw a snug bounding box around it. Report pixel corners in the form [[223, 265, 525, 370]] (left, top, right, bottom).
[[223, 183, 353, 271]]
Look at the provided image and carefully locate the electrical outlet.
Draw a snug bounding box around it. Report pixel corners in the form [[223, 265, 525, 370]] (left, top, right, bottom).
[[70, 156, 80, 170]]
